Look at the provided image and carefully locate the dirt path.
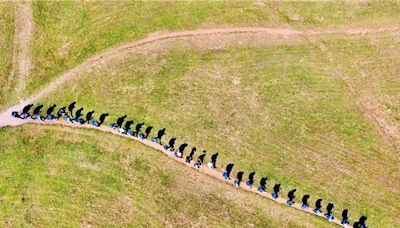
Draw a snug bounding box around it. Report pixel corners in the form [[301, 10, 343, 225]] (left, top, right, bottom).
[[0, 25, 399, 226], [1, 25, 399, 128], [4, 118, 344, 227], [11, 1, 33, 99]]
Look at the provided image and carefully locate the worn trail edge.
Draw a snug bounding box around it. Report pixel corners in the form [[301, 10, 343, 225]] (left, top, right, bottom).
[[1, 26, 400, 140], [11, 1, 33, 99], [8, 118, 344, 227], [1, 25, 400, 226]]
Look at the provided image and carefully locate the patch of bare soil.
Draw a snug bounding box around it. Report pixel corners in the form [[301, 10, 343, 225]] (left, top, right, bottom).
[[11, 1, 33, 99]]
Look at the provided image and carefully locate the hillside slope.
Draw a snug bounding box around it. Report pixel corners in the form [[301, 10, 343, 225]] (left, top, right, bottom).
[[0, 125, 331, 227], [26, 1, 400, 101], [37, 34, 400, 227]]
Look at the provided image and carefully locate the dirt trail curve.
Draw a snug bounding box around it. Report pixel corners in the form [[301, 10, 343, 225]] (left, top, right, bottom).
[[1, 25, 399, 128], [1, 25, 399, 226], [4, 118, 345, 227], [1, 25, 400, 150], [11, 1, 34, 99]]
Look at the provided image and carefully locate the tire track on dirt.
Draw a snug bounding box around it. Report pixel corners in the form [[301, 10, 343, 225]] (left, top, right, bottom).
[[11, 1, 33, 100]]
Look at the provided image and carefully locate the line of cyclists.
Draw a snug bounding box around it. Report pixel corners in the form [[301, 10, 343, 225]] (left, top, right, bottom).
[[12, 102, 368, 228]]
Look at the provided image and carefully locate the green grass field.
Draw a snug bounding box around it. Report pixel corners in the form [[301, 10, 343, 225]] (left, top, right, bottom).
[[1, 1, 400, 227], [38, 34, 400, 227], [323, 35, 400, 126], [27, 1, 400, 100], [0, 3, 15, 108], [0, 125, 332, 227]]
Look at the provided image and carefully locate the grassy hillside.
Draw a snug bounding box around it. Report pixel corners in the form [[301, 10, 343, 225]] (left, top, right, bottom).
[[0, 3, 15, 108], [39, 35, 400, 227], [27, 1, 400, 99], [322, 35, 400, 130], [0, 125, 331, 227], [1, 2, 399, 227]]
